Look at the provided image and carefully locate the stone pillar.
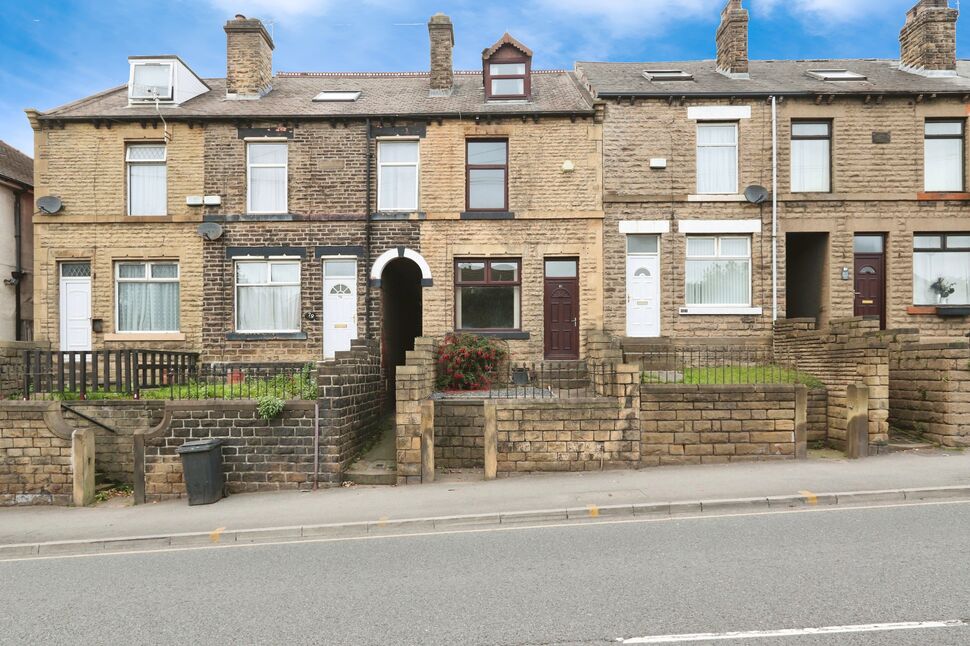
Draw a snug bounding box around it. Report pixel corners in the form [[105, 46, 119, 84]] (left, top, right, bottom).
[[420, 399, 435, 483], [794, 384, 808, 460], [846, 384, 869, 459], [133, 432, 146, 505], [72, 428, 95, 507], [483, 402, 497, 481]]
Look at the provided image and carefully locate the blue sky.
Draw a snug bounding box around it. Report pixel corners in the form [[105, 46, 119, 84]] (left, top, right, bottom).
[[1, 0, 967, 157]]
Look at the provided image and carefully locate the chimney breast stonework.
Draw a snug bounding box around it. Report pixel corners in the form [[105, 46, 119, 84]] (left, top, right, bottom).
[[428, 13, 455, 95], [224, 14, 275, 98], [899, 0, 958, 75], [715, 0, 749, 78]]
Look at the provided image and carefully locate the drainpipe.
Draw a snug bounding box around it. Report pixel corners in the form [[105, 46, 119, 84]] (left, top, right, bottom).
[[12, 186, 25, 341], [313, 401, 320, 490], [771, 96, 778, 322], [364, 118, 373, 336]]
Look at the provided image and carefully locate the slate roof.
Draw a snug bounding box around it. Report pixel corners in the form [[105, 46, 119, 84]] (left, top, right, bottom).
[[0, 140, 33, 187], [577, 59, 970, 97], [38, 71, 594, 121]]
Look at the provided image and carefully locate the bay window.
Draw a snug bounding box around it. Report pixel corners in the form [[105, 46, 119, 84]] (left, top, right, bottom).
[[696, 123, 738, 194], [455, 259, 520, 330], [913, 234, 970, 305], [235, 260, 301, 332], [247, 142, 288, 214], [685, 236, 751, 306], [791, 121, 831, 192], [924, 120, 964, 192], [116, 261, 180, 332], [377, 140, 419, 211], [127, 144, 167, 216]]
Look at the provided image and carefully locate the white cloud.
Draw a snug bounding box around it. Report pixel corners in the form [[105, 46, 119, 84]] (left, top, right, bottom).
[[751, 0, 903, 23], [208, 0, 335, 18]]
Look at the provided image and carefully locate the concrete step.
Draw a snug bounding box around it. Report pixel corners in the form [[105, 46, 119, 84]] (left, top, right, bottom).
[[886, 441, 937, 453], [343, 465, 396, 486]]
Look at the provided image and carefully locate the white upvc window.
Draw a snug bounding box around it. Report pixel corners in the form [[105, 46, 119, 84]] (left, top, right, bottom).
[[126, 144, 167, 216], [377, 140, 420, 211], [235, 259, 301, 333], [247, 142, 288, 214], [115, 261, 180, 332], [685, 235, 751, 307], [913, 234, 970, 305], [696, 123, 738, 194], [924, 120, 965, 192], [791, 121, 831, 193], [129, 62, 174, 101]]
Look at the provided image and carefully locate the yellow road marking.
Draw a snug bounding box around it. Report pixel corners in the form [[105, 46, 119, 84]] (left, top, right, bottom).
[[588, 505, 599, 518], [210, 527, 226, 543], [799, 490, 818, 506]]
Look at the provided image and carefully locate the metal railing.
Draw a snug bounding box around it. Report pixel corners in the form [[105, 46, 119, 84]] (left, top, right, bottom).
[[635, 345, 812, 385], [436, 361, 614, 400], [21, 350, 317, 401]]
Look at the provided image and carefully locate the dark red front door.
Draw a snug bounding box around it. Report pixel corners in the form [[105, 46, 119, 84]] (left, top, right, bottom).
[[544, 259, 579, 359], [853, 235, 886, 329]]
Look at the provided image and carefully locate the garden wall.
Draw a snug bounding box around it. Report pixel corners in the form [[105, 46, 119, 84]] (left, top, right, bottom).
[[889, 337, 970, 448], [640, 384, 804, 464], [774, 317, 890, 449], [435, 400, 485, 469], [806, 388, 828, 443], [0, 340, 48, 399], [0, 402, 73, 505], [395, 337, 437, 484]]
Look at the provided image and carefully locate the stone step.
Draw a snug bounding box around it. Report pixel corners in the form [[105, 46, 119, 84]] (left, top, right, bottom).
[[343, 469, 397, 486], [886, 441, 937, 453]]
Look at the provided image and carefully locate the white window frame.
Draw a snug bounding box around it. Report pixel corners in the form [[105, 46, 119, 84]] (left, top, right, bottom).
[[790, 121, 832, 193], [234, 258, 302, 333], [246, 141, 289, 215], [126, 143, 167, 216], [684, 235, 755, 312], [114, 261, 181, 333], [696, 122, 739, 195], [377, 139, 420, 212], [924, 119, 965, 193], [128, 62, 174, 102]]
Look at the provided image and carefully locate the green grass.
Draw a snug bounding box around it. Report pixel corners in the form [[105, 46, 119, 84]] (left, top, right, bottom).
[[641, 365, 823, 388]]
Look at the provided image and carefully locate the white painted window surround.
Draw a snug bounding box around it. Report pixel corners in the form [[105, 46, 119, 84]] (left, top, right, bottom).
[[619, 221, 671, 234], [678, 219, 761, 234], [687, 106, 751, 121]]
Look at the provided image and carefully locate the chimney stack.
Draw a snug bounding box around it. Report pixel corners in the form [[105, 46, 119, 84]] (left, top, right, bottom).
[[715, 0, 749, 78], [428, 13, 454, 95], [224, 14, 275, 98], [899, 0, 958, 75]]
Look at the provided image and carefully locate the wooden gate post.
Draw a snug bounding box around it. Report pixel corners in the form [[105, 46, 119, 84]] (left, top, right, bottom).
[[72, 428, 95, 507]]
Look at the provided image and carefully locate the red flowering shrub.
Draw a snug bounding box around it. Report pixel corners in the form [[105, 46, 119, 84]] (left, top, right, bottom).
[[435, 333, 507, 391]]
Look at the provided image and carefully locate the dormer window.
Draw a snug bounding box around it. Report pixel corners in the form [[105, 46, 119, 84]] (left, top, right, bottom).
[[482, 33, 533, 101], [130, 62, 174, 101], [127, 56, 209, 106]]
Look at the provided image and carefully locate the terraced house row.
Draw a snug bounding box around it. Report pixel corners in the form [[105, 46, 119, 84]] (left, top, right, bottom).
[[24, 0, 970, 393]]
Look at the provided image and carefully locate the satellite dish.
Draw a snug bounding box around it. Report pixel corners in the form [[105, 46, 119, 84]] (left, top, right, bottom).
[[744, 185, 769, 205], [37, 196, 63, 214], [197, 222, 224, 241]]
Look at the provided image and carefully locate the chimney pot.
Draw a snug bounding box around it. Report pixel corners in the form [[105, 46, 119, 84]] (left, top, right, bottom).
[[224, 15, 275, 98], [428, 13, 454, 95], [899, 0, 958, 74], [716, 0, 749, 77]]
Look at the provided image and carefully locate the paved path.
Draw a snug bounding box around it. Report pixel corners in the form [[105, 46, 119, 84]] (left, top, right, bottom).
[[1, 450, 968, 545], [1, 501, 969, 644]]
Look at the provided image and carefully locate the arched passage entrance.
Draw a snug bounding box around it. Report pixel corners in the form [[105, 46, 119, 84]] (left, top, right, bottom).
[[371, 248, 431, 404]]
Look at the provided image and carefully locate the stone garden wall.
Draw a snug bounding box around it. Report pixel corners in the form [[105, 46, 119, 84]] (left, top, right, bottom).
[[0, 402, 72, 505]]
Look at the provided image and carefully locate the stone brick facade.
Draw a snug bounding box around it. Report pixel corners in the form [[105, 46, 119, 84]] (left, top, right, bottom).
[[394, 337, 437, 484], [0, 340, 48, 398], [0, 402, 72, 506], [640, 384, 802, 465], [435, 400, 484, 469]]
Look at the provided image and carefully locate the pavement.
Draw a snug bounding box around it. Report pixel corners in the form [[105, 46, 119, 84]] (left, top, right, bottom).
[[2, 501, 969, 644], [1, 449, 968, 555]]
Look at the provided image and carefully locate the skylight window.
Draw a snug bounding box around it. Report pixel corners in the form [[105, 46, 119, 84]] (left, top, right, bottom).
[[643, 70, 694, 81], [313, 91, 361, 102], [130, 62, 174, 101], [806, 69, 867, 81]]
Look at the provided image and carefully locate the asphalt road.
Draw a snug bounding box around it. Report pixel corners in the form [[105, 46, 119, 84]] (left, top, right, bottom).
[[2, 502, 969, 645]]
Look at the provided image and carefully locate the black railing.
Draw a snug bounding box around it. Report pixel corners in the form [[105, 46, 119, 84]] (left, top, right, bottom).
[[436, 361, 614, 400], [21, 351, 318, 401], [22, 350, 199, 400], [634, 345, 815, 386]]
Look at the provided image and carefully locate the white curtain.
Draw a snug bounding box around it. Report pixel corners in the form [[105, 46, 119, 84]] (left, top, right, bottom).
[[925, 138, 963, 192], [379, 166, 418, 210], [913, 251, 970, 304], [791, 139, 830, 192], [237, 285, 300, 331], [249, 166, 286, 213], [129, 163, 166, 215], [118, 282, 179, 331], [686, 259, 751, 306], [697, 125, 737, 194]]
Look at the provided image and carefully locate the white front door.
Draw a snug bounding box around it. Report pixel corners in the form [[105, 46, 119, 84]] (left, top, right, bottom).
[[59, 262, 92, 352], [323, 259, 358, 359], [626, 236, 661, 338]]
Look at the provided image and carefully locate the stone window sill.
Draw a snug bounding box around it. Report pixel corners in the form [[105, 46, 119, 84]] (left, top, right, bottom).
[[103, 333, 186, 342], [679, 307, 764, 316], [456, 330, 530, 340], [226, 332, 309, 341]]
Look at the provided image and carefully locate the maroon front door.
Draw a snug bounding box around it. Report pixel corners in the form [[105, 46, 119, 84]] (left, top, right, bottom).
[[544, 259, 579, 359], [853, 235, 886, 329]]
